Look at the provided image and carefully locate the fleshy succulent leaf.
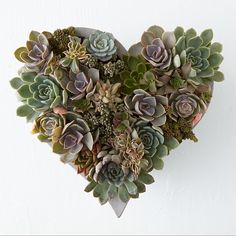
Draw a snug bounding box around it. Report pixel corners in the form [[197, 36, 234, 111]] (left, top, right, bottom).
[[200, 29, 213, 46]]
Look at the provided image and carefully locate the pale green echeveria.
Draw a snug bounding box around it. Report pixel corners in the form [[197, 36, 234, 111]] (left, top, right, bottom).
[[135, 120, 179, 171], [84, 30, 117, 61], [124, 89, 168, 126], [10, 72, 68, 121], [173, 27, 224, 82], [14, 31, 53, 72], [32, 111, 66, 142], [52, 112, 93, 164]]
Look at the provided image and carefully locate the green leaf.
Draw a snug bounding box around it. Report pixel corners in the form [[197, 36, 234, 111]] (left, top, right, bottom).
[[199, 47, 210, 58], [14, 47, 27, 62], [134, 180, 146, 193], [17, 85, 32, 98], [187, 36, 203, 49], [137, 63, 146, 73], [128, 43, 142, 56], [108, 184, 118, 199], [138, 172, 154, 185], [118, 185, 130, 203], [52, 142, 66, 154], [174, 26, 184, 41], [143, 71, 155, 81], [124, 181, 138, 195], [10, 77, 23, 90], [197, 67, 214, 78], [210, 42, 223, 54], [27, 98, 43, 108], [152, 158, 164, 170], [175, 36, 186, 54], [156, 144, 168, 158], [208, 53, 224, 68], [37, 134, 48, 142], [16, 104, 34, 117], [124, 78, 137, 88], [164, 137, 179, 150], [185, 28, 197, 42], [21, 72, 36, 83], [84, 181, 97, 192], [211, 71, 224, 82], [128, 56, 139, 70], [200, 29, 213, 46]]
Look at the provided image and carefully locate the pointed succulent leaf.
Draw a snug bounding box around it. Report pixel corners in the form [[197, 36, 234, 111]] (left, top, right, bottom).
[[118, 184, 130, 203], [14, 47, 27, 62], [134, 180, 146, 193], [211, 71, 224, 82], [175, 36, 186, 54], [210, 42, 223, 54], [164, 137, 179, 150], [185, 28, 197, 42], [152, 157, 164, 170], [138, 172, 154, 185], [208, 53, 223, 68], [16, 104, 34, 117], [84, 180, 97, 192], [17, 85, 32, 98], [156, 144, 168, 158], [187, 36, 203, 49], [147, 25, 164, 38], [197, 67, 214, 78], [174, 26, 184, 41], [199, 47, 210, 58], [124, 181, 138, 195], [52, 142, 66, 154], [10, 77, 23, 90], [107, 184, 118, 199], [200, 29, 213, 46], [21, 72, 36, 83]]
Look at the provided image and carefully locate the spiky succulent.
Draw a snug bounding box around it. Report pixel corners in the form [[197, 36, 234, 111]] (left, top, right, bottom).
[[14, 31, 53, 72]]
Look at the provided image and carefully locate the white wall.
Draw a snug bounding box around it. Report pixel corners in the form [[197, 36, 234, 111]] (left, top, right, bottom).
[[0, 0, 236, 234]]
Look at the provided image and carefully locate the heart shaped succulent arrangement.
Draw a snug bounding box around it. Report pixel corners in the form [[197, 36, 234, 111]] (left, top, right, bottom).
[[10, 26, 224, 212]]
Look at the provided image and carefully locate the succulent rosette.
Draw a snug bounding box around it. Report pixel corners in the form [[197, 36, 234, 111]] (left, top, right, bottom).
[[169, 89, 207, 122], [11, 26, 224, 209], [84, 30, 117, 61], [124, 89, 168, 126], [15, 31, 53, 72]]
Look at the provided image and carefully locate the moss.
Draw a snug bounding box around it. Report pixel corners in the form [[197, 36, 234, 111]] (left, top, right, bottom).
[[162, 117, 198, 143]]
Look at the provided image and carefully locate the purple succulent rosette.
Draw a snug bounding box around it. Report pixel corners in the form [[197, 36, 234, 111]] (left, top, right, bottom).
[[10, 25, 224, 214]]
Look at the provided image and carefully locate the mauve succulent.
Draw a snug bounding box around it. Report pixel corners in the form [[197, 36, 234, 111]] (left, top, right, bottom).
[[66, 71, 95, 100], [124, 89, 168, 126], [169, 89, 207, 121], [14, 31, 53, 72]]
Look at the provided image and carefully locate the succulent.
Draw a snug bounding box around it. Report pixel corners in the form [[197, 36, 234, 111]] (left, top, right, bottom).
[[169, 89, 207, 122], [49, 26, 77, 54], [66, 71, 96, 100], [10, 72, 68, 121], [94, 80, 122, 110], [75, 144, 101, 176], [60, 36, 89, 74], [14, 31, 53, 72], [173, 27, 224, 82], [52, 112, 93, 163], [120, 55, 157, 94], [124, 89, 168, 126], [84, 30, 117, 61], [32, 111, 66, 142]]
